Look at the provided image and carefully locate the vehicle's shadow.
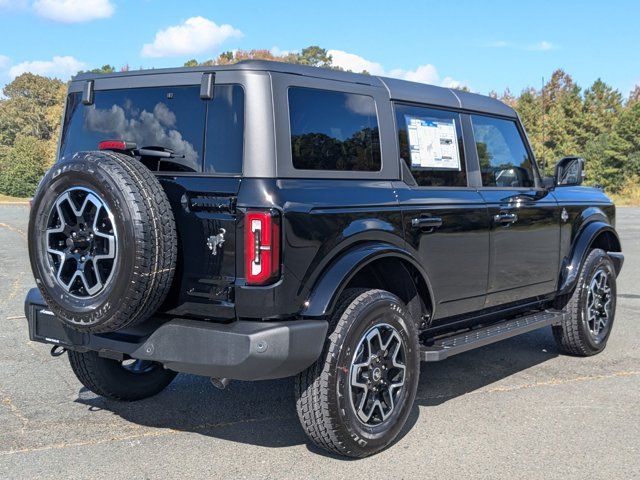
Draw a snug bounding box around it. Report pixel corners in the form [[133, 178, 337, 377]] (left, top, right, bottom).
[[75, 327, 558, 457]]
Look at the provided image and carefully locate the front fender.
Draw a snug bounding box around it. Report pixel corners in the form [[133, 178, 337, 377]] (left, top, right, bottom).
[[302, 242, 432, 318], [558, 220, 622, 295]]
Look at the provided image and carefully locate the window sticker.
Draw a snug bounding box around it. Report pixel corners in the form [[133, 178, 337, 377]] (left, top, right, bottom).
[[405, 116, 461, 170]]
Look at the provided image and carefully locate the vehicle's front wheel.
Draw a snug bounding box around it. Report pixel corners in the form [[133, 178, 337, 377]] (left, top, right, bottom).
[[295, 289, 420, 458], [553, 248, 617, 356], [68, 350, 177, 401]]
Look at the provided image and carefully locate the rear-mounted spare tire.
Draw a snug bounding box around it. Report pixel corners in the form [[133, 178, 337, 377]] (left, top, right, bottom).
[[28, 151, 177, 333]]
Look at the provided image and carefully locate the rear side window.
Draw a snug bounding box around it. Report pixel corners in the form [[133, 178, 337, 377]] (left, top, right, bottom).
[[203, 85, 245, 174], [60, 86, 205, 172], [288, 87, 381, 171], [471, 114, 536, 188], [395, 104, 467, 187]]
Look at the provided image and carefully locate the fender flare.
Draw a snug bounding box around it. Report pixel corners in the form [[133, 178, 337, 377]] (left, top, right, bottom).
[[301, 242, 433, 318], [558, 220, 622, 295]]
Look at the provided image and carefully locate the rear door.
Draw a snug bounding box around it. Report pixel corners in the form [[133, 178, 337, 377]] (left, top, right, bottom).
[[159, 83, 245, 319], [469, 114, 560, 307], [394, 104, 489, 321]]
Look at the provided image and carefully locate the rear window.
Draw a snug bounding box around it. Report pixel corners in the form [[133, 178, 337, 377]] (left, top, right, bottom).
[[288, 87, 381, 171], [59, 85, 244, 174]]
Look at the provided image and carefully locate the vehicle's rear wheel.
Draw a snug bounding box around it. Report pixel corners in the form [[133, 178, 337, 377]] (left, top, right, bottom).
[[68, 350, 177, 401], [553, 248, 617, 356], [295, 288, 420, 458], [28, 151, 177, 333]]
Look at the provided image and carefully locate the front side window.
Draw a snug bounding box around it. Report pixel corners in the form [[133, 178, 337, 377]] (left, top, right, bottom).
[[471, 115, 536, 188], [288, 87, 381, 171], [60, 86, 205, 172], [395, 104, 467, 187]]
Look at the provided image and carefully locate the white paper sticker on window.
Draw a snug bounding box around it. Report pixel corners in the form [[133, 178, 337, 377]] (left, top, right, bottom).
[[405, 116, 461, 170]]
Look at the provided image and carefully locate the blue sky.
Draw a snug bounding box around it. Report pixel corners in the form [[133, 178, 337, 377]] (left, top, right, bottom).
[[0, 0, 638, 97]]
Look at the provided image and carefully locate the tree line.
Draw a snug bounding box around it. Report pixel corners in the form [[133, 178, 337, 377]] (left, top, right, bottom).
[[0, 46, 638, 199]]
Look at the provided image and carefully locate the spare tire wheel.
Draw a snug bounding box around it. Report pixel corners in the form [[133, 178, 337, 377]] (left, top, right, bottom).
[[28, 151, 177, 333]]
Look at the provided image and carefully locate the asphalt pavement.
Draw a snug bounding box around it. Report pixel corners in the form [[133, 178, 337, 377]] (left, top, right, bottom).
[[1, 204, 638, 479]]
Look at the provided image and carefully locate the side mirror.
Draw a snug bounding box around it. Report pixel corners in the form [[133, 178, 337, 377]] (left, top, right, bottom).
[[554, 157, 585, 186]]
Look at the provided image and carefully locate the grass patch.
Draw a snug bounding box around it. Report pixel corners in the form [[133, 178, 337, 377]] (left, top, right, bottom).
[[0, 193, 30, 204]]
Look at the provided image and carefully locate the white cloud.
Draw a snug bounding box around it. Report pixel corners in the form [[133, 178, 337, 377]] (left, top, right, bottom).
[[484, 40, 509, 48], [8, 55, 86, 79], [526, 41, 555, 51], [328, 49, 385, 75], [33, 0, 114, 23], [141, 16, 242, 58], [328, 49, 466, 89], [0, 55, 10, 69], [390, 64, 440, 84], [270, 46, 290, 57], [485, 40, 557, 51]]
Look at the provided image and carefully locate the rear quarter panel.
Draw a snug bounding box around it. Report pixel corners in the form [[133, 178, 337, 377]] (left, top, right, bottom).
[[234, 178, 404, 318]]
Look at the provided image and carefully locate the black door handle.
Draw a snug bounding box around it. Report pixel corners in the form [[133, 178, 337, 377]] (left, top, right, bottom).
[[411, 216, 443, 230], [493, 212, 518, 225]]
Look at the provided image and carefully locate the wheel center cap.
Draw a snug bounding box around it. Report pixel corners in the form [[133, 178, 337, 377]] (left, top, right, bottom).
[[372, 367, 382, 382], [68, 234, 91, 252]]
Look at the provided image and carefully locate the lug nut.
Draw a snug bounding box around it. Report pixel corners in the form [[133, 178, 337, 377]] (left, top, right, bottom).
[[81, 256, 86, 262]]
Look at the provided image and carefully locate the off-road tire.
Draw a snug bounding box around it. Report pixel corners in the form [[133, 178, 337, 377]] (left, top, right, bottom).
[[28, 151, 177, 333], [295, 288, 420, 458], [553, 248, 617, 356], [68, 350, 176, 401]]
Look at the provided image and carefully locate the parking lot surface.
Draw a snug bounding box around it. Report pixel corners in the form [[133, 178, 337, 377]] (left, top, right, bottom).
[[1, 204, 638, 479]]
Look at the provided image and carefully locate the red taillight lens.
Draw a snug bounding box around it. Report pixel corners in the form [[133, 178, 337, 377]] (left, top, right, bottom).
[[98, 140, 137, 151], [245, 210, 280, 285]]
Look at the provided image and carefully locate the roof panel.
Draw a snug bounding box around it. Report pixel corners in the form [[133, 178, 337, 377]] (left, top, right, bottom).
[[71, 60, 517, 117], [377, 76, 460, 109]]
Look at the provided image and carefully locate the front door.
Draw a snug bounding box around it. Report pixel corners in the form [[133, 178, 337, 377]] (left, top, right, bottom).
[[394, 104, 490, 321], [470, 114, 560, 307]]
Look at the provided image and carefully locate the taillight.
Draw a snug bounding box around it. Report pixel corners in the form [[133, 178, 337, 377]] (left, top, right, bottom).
[[245, 210, 280, 285], [98, 140, 137, 151]]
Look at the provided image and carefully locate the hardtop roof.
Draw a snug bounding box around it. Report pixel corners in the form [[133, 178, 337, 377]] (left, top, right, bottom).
[[72, 60, 517, 118]]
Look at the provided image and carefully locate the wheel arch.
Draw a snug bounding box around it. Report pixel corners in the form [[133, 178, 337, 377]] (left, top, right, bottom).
[[558, 220, 623, 296], [301, 242, 434, 327]]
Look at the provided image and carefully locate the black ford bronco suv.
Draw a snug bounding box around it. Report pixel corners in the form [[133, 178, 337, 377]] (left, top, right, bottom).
[[25, 61, 624, 457]]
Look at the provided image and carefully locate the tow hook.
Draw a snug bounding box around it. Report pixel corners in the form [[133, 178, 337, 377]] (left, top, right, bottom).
[[50, 345, 67, 357], [210, 377, 231, 390]]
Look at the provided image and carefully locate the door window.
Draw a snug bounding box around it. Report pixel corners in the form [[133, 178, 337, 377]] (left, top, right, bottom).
[[395, 104, 467, 187], [471, 115, 536, 188], [288, 87, 381, 171]]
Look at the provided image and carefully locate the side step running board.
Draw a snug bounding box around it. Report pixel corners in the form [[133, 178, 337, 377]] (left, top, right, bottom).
[[420, 310, 565, 362]]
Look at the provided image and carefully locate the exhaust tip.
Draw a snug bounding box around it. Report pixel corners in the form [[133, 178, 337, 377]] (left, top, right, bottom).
[[210, 377, 231, 390]]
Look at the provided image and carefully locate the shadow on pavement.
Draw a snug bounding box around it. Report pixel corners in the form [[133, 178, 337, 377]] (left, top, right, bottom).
[[74, 327, 558, 457]]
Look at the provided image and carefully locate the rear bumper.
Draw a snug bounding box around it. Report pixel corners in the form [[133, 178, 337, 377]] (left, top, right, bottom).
[[24, 288, 328, 381]]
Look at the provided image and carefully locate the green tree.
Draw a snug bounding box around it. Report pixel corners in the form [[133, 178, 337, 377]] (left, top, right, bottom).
[[293, 46, 332, 68], [0, 73, 66, 147], [0, 135, 49, 197], [582, 79, 622, 138], [584, 102, 640, 190], [541, 70, 584, 160], [88, 64, 116, 74], [627, 85, 640, 107]]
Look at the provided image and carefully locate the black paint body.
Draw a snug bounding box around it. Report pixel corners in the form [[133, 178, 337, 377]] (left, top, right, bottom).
[[58, 62, 623, 338]]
